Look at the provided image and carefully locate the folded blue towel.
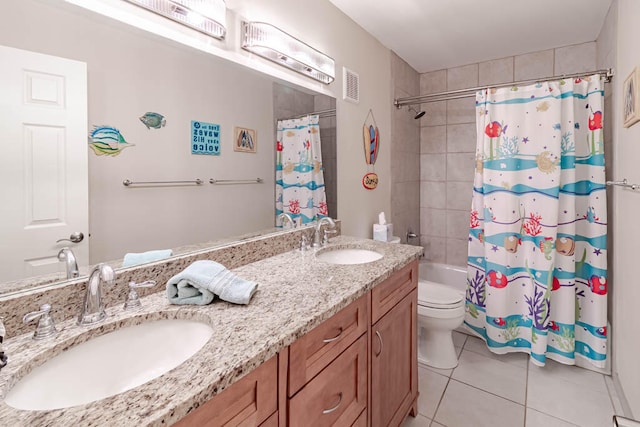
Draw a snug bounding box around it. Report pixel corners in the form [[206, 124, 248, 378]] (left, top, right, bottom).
[[122, 249, 173, 268], [166, 260, 258, 305]]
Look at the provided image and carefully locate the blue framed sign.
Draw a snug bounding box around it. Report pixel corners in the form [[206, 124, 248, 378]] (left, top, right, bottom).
[[191, 120, 220, 155]]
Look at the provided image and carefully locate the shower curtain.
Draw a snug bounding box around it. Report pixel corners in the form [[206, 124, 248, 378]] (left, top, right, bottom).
[[275, 115, 328, 226], [465, 75, 608, 368]]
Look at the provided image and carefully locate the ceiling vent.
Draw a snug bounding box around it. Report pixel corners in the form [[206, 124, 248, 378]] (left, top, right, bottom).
[[343, 67, 360, 104]]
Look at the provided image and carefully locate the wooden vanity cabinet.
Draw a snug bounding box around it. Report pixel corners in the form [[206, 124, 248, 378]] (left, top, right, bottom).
[[370, 261, 419, 427], [174, 259, 418, 427]]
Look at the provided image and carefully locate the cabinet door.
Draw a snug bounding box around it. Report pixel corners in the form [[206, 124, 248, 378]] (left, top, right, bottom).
[[371, 290, 418, 427]]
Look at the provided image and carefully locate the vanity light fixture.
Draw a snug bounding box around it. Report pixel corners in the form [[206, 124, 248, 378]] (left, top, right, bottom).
[[123, 0, 226, 40], [241, 21, 335, 84]]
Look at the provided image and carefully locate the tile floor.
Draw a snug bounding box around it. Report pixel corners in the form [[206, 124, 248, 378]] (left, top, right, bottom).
[[403, 331, 625, 427]]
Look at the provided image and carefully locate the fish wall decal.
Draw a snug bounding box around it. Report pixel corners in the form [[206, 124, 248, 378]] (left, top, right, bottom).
[[88, 126, 134, 156], [139, 112, 166, 129]]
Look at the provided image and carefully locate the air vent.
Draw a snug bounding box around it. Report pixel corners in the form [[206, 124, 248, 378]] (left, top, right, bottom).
[[343, 67, 359, 104]]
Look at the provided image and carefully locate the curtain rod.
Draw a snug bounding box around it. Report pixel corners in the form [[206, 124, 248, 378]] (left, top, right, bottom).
[[394, 68, 614, 107], [277, 108, 336, 121]]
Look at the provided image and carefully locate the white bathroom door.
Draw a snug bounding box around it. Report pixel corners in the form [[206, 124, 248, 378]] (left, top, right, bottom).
[[0, 45, 89, 282]]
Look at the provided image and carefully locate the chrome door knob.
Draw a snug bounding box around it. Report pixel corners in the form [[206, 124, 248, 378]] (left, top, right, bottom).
[[56, 231, 84, 244]]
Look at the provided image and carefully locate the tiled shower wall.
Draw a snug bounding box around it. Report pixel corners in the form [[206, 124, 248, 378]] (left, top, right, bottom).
[[420, 42, 598, 266], [390, 52, 421, 244]]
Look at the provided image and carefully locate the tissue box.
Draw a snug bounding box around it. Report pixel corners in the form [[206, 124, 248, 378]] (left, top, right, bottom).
[[373, 223, 393, 242]]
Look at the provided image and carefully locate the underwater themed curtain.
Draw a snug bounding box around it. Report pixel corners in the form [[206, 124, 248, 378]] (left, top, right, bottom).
[[466, 75, 607, 369], [275, 115, 328, 226]]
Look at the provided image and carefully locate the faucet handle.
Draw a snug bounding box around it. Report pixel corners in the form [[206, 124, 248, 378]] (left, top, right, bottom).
[[124, 280, 157, 311], [322, 228, 337, 246], [299, 233, 310, 252], [23, 304, 58, 340]]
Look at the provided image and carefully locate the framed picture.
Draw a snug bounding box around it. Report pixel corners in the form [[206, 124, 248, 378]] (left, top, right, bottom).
[[623, 67, 640, 128], [233, 127, 257, 153]]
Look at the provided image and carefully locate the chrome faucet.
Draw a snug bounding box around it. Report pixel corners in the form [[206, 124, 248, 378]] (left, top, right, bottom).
[[313, 217, 336, 247], [278, 212, 296, 229], [58, 247, 79, 279], [79, 263, 115, 326]]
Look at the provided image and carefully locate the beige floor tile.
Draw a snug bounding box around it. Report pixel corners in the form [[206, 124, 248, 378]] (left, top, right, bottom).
[[402, 414, 431, 427], [435, 380, 525, 427], [529, 359, 608, 393], [463, 336, 528, 368], [527, 363, 614, 427], [525, 408, 580, 427], [417, 366, 449, 419], [452, 349, 527, 404]]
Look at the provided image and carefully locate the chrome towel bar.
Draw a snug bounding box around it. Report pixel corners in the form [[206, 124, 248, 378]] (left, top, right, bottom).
[[123, 179, 203, 186], [209, 178, 263, 184], [606, 179, 640, 190]]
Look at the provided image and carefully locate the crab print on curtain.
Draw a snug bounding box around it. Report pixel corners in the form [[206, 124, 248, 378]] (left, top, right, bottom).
[[466, 76, 608, 369]]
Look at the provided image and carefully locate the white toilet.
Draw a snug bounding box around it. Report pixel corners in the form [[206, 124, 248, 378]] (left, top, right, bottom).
[[417, 280, 465, 369]]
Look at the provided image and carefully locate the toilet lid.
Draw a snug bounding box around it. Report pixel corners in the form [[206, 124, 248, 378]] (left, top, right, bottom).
[[418, 281, 464, 308]]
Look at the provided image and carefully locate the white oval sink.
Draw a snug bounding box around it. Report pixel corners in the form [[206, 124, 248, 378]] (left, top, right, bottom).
[[316, 248, 383, 265], [5, 319, 213, 410]]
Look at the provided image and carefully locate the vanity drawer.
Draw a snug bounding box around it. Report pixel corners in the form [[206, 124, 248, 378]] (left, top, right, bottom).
[[175, 355, 277, 427], [288, 334, 368, 427], [371, 260, 417, 324], [288, 294, 368, 396]]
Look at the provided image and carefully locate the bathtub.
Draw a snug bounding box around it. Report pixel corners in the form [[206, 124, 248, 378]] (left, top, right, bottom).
[[418, 261, 467, 295]]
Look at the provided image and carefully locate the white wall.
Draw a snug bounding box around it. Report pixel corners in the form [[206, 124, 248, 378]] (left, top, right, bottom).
[[612, 0, 640, 417]]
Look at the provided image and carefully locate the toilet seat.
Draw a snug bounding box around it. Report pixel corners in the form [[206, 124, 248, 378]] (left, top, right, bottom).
[[418, 281, 464, 309]]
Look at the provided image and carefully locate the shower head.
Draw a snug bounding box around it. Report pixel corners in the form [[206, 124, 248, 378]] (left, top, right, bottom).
[[408, 106, 426, 120]]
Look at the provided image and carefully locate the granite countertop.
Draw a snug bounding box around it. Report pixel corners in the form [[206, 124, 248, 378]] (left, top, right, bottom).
[[0, 236, 422, 426]]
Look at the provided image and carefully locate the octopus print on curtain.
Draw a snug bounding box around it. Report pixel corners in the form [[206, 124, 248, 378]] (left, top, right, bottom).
[[275, 115, 328, 226], [466, 75, 608, 369]]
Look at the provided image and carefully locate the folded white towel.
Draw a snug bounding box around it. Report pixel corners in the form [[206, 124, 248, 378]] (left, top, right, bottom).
[[166, 260, 258, 305], [122, 249, 173, 268]]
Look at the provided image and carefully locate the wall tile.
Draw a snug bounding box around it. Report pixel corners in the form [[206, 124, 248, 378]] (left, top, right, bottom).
[[446, 153, 475, 181], [447, 98, 476, 124], [421, 154, 446, 181], [420, 69, 447, 94], [447, 123, 477, 153], [406, 180, 421, 214], [514, 49, 554, 81], [447, 181, 473, 211], [446, 238, 469, 267], [392, 51, 419, 95], [421, 101, 447, 126], [596, 0, 617, 69], [447, 64, 479, 90], [421, 125, 446, 154], [394, 117, 420, 154], [421, 208, 446, 237], [554, 42, 596, 75], [479, 57, 514, 86], [446, 209, 470, 240], [420, 236, 446, 263], [421, 181, 446, 208]]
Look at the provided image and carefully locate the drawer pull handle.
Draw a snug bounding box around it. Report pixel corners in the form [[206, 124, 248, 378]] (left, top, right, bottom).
[[322, 327, 344, 343], [375, 330, 383, 356], [322, 392, 343, 414]]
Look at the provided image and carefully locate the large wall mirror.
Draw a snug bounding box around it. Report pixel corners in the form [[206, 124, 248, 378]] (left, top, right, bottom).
[[0, 0, 336, 294]]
